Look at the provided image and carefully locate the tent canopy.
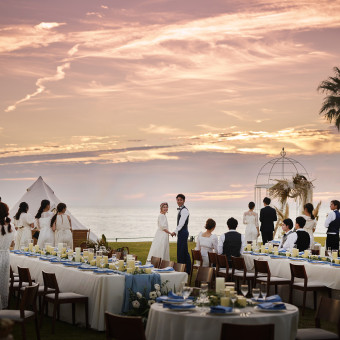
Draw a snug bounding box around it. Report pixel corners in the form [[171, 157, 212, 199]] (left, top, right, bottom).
[[10, 176, 97, 241]]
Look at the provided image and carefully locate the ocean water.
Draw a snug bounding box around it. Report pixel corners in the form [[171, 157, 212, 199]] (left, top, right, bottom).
[[71, 206, 330, 241]]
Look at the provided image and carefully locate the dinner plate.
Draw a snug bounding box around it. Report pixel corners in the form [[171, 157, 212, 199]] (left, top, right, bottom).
[[162, 299, 190, 305], [168, 307, 196, 312], [254, 306, 286, 313], [207, 309, 240, 316]]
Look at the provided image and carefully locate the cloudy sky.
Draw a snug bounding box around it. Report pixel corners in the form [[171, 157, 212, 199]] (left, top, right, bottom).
[[1, 0, 340, 209]]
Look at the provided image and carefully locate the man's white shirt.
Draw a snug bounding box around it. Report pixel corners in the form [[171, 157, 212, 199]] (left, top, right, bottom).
[[324, 210, 338, 234], [175, 207, 189, 234], [278, 230, 297, 251], [217, 230, 246, 255]]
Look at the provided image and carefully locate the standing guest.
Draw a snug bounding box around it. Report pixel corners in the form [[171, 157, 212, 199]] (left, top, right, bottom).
[[218, 218, 246, 268], [147, 202, 172, 261], [13, 202, 35, 250], [172, 194, 191, 274], [0, 202, 14, 309], [35, 200, 55, 249], [195, 218, 218, 267], [324, 200, 340, 253], [301, 203, 317, 249], [260, 197, 277, 244], [243, 202, 259, 242], [51, 203, 73, 248], [295, 216, 310, 252], [278, 219, 296, 251]]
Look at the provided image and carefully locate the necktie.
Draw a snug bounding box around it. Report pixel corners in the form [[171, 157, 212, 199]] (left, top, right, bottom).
[[282, 233, 288, 245]]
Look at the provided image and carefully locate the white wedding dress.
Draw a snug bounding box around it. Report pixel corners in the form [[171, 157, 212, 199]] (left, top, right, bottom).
[[14, 212, 35, 249], [147, 214, 170, 261], [195, 232, 218, 267], [243, 212, 259, 242], [54, 214, 73, 248], [37, 212, 55, 248]]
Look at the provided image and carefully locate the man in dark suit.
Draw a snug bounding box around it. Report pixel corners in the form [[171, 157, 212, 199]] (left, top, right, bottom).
[[260, 197, 277, 244]]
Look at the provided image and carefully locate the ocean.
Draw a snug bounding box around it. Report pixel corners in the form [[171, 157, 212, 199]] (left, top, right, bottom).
[[70, 206, 330, 242]]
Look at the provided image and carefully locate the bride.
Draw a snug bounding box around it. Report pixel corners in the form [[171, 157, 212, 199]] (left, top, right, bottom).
[[243, 201, 259, 242], [147, 202, 172, 261]]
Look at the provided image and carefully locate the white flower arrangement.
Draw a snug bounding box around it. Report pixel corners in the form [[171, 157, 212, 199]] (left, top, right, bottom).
[[148, 300, 155, 306], [149, 291, 157, 299], [132, 300, 140, 308], [136, 292, 143, 299], [154, 284, 160, 291]]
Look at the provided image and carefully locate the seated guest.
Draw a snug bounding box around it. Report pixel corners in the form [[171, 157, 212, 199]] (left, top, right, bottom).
[[295, 216, 310, 252], [218, 217, 246, 267], [278, 218, 296, 251]]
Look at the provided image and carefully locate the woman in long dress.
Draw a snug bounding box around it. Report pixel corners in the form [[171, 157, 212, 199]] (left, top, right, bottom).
[[13, 202, 35, 250], [35, 199, 55, 248], [195, 218, 218, 267], [51, 203, 73, 248], [0, 202, 14, 309], [243, 201, 259, 242], [301, 203, 317, 249], [147, 202, 172, 261]]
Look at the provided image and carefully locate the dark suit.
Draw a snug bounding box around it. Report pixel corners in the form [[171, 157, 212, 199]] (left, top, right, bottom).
[[260, 205, 277, 244]]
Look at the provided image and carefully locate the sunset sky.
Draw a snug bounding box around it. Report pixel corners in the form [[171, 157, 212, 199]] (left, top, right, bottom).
[[1, 0, 340, 209]]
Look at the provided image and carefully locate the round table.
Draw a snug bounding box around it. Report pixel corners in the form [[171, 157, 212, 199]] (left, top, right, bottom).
[[146, 302, 299, 340]]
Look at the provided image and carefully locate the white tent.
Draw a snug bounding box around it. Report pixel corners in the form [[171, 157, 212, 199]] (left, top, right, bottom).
[[10, 176, 97, 241]]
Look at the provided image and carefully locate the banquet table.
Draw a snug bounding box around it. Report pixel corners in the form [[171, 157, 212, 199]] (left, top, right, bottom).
[[146, 302, 299, 340], [9, 253, 187, 331], [243, 253, 340, 290]]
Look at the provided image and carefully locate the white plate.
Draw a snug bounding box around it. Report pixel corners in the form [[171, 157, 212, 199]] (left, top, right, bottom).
[[167, 307, 196, 311], [207, 308, 240, 316], [254, 306, 286, 313]]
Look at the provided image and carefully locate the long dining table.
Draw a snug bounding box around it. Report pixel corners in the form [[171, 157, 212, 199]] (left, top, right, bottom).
[[9, 253, 187, 331]]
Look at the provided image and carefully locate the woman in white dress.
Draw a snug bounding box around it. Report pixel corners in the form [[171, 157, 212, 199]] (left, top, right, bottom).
[[243, 201, 259, 242], [13, 202, 35, 250], [195, 218, 218, 267], [301, 203, 317, 249], [35, 200, 55, 248], [0, 202, 14, 309], [51, 203, 73, 248], [147, 202, 172, 261]]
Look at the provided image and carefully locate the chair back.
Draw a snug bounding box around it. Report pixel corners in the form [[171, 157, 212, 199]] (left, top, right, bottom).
[[216, 254, 228, 269], [18, 266, 33, 286], [42, 271, 60, 294], [72, 229, 90, 249], [19, 283, 39, 318], [220, 323, 275, 340], [160, 260, 174, 269], [315, 296, 340, 333], [9, 265, 15, 284], [151, 256, 161, 268], [254, 259, 270, 277], [173, 262, 186, 272], [289, 263, 307, 283], [195, 267, 214, 288], [191, 249, 203, 265], [105, 312, 146, 340], [208, 252, 218, 269], [311, 249, 320, 255], [231, 256, 246, 272]]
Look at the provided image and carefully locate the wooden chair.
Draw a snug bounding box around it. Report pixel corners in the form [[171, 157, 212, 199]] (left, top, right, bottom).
[[231, 256, 256, 294], [41, 271, 89, 333], [220, 323, 274, 340], [289, 263, 330, 316], [173, 262, 186, 272], [105, 312, 146, 340], [311, 249, 320, 255], [160, 260, 174, 269], [8, 266, 29, 306], [195, 267, 214, 288], [190, 249, 203, 284], [150, 256, 161, 268], [254, 260, 290, 296], [296, 296, 340, 340], [0, 284, 41, 340], [208, 252, 218, 282], [114, 251, 123, 260], [216, 254, 232, 281], [72, 229, 90, 250]]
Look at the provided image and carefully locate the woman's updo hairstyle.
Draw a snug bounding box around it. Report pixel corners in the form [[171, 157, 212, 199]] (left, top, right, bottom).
[[205, 218, 216, 230], [0, 202, 12, 235], [50, 203, 67, 228], [248, 201, 255, 210]]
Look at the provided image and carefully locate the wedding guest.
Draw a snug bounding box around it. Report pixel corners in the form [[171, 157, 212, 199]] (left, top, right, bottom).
[[13, 202, 35, 250], [301, 203, 317, 249], [218, 217, 246, 268], [260, 197, 277, 244], [51, 203, 73, 248], [295, 216, 310, 252], [35, 200, 55, 249], [243, 202, 259, 242], [0, 202, 14, 309], [147, 202, 172, 261], [195, 218, 218, 267], [278, 218, 296, 251], [324, 200, 340, 252]]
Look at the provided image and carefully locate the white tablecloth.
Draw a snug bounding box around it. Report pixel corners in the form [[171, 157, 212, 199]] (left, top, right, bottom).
[[243, 254, 340, 290], [10, 254, 187, 331], [146, 303, 299, 340]]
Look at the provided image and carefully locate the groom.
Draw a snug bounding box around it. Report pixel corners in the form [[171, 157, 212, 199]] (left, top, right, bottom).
[[172, 194, 191, 274]]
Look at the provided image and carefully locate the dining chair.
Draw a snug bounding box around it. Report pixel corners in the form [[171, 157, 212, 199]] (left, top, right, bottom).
[[8, 266, 29, 307], [173, 262, 186, 272], [72, 229, 90, 250], [105, 312, 146, 340], [41, 271, 89, 333], [150, 256, 162, 268], [208, 252, 218, 285], [114, 251, 123, 260], [0, 283, 41, 340], [190, 249, 203, 284], [254, 259, 290, 296], [295, 296, 340, 340], [159, 260, 174, 269], [289, 263, 331, 316], [216, 254, 232, 281], [220, 323, 275, 340], [231, 256, 256, 293], [195, 267, 214, 288]]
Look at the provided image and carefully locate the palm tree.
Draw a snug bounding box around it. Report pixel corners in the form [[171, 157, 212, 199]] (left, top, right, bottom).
[[317, 66, 340, 130]]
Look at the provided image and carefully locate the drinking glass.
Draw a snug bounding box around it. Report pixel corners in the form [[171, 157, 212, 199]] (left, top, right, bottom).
[[68, 252, 73, 261], [240, 284, 248, 297], [225, 282, 235, 290], [20, 243, 25, 251], [200, 282, 208, 300], [230, 291, 237, 311], [146, 258, 151, 266], [182, 287, 193, 300], [252, 288, 260, 300], [100, 257, 105, 269], [83, 249, 89, 265], [57, 251, 61, 261], [260, 282, 267, 300]]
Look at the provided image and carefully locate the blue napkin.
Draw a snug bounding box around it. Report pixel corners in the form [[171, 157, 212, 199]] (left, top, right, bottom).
[[253, 295, 282, 303], [168, 291, 184, 299], [39, 256, 55, 261], [308, 260, 329, 264], [210, 305, 233, 313], [331, 263, 340, 267], [163, 303, 195, 309], [153, 267, 175, 272], [270, 255, 284, 259], [78, 265, 98, 270], [93, 268, 114, 274], [257, 302, 286, 310], [139, 264, 154, 269], [63, 261, 82, 266]]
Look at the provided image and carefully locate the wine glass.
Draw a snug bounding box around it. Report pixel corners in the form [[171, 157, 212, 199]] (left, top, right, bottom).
[[252, 288, 260, 300], [200, 282, 208, 300], [230, 291, 237, 311], [68, 251, 73, 262], [260, 282, 267, 300], [182, 287, 193, 300], [240, 284, 248, 298], [100, 257, 105, 270]]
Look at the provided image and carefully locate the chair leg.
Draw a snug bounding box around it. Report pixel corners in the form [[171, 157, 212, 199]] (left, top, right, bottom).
[[327, 288, 332, 298], [52, 303, 57, 333], [302, 290, 306, 316], [289, 285, 293, 304], [274, 285, 278, 295], [72, 303, 76, 325], [35, 316, 41, 340], [21, 322, 27, 340], [57, 304, 60, 320], [85, 300, 89, 329], [313, 291, 317, 310]]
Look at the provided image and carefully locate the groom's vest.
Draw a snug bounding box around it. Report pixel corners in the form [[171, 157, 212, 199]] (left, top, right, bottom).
[[222, 231, 241, 261], [295, 230, 310, 252], [328, 210, 340, 234], [177, 207, 189, 233]]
